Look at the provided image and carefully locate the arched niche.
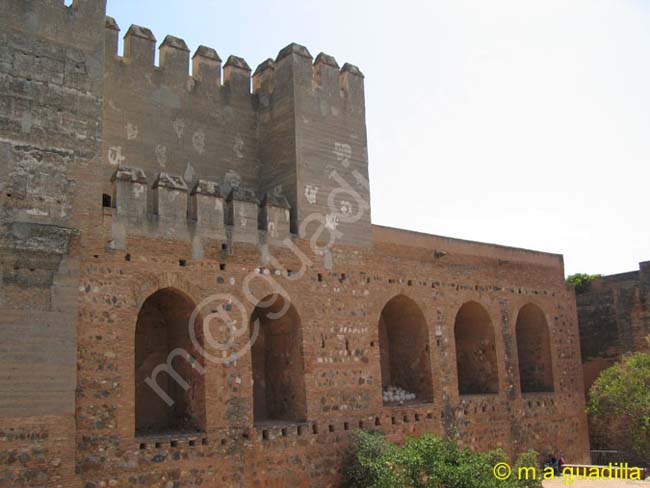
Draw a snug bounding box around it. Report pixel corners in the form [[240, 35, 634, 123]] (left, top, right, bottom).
[[516, 303, 554, 393], [250, 295, 307, 424], [378, 295, 433, 405], [135, 288, 205, 435], [454, 301, 499, 395]]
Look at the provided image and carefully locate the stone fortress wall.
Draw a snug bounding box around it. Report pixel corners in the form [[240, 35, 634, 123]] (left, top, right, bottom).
[[576, 261, 650, 451], [0, 1, 590, 486]]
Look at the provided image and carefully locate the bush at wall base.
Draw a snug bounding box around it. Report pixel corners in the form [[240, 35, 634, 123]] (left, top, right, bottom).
[[341, 430, 542, 488]]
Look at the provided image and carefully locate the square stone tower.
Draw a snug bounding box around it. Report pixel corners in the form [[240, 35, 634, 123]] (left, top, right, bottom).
[[255, 44, 372, 247]]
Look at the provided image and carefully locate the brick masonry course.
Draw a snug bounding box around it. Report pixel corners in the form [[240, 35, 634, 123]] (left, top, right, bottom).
[[0, 1, 590, 486]]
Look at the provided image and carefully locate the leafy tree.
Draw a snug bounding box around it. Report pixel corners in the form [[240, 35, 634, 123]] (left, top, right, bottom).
[[587, 352, 650, 467], [342, 430, 542, 488], [566, 273, 602, 294]]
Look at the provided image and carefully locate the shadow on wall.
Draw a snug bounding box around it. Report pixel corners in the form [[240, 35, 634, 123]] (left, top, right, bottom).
[[454, 301, 499, 395], [251, 295, 307, 424], [135, 288, 206, 435], [379, 295, 434, 405]]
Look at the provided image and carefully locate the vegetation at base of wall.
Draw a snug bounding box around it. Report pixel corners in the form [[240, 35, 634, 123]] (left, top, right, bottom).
[[342, 430, 542, 488], [566, 273, 602, 294], [587, 352, 650, 467]]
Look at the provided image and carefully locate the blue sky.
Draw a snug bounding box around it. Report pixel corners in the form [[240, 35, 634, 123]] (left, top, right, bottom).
[[106, 0, 650, 276]]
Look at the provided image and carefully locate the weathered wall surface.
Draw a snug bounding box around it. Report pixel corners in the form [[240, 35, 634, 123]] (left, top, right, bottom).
[[577, 262, 650, 394], [102, 23, 260, 217], [0, 1, 105, 486], [73, 223, 590, 487], [256, 46, 371, 246], [0, 1, 590, 486], [576, 261, 650, 451]]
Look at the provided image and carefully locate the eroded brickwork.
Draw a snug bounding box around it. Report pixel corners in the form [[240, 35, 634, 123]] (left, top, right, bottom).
[[577, 261, 650, 393], [0, 1, 590, 487], [576, 261, 650, 451]]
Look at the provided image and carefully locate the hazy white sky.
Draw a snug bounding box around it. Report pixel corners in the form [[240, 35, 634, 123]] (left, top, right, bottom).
[[107, 0, 650, 276]]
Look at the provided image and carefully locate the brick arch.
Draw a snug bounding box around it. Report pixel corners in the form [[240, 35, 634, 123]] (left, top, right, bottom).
[[134, 287, 206, 435], [130, 272, 203, 311], [454, 301, 499, 395], [250, 294, 307, 424], [515, 303, 554, 393], [378, 294, 433, 405]]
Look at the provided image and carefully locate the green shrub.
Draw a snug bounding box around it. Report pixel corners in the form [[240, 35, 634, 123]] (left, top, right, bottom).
[[587, 352, 650, 467], [341, 430, 400, 488], [566, 273, 602, 294], [342, 430, 542, 488]]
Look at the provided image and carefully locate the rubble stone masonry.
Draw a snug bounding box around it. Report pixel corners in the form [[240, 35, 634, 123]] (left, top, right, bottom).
[[576, 261, 650, 450], [0, 1, 590, 486]]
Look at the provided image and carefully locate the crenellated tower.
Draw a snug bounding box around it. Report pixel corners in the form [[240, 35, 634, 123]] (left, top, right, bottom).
[[0, 1, 373, 483], [255, 44, 372, 247], [100, 17, 371, 254], [0, 3, 593, 487]]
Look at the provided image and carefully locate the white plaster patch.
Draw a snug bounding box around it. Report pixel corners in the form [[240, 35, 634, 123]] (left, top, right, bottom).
[[133, 183, 145, 198], [126, 122, 138, 140], [304, 184, 318, 204], [108, 146, 125, 166], [26, 208, 48, 216], [192, 130, 205, 154], [155, 144, 167, 167], [340, 201, 352, 216], [108, 100, 121, 112], [173, 118, 185, 139], [334, 142, 352, 168], [268, 221, 277, 238], [353, 170, 370, 191], [233, 135, 244, 159], [239, 206, 247, 227], [325, 213, 339, 230], [224, 170, 241, 189], [184, 162, 195, 183]]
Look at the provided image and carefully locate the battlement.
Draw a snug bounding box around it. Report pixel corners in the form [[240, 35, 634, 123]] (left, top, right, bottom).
[[104, 18, 364, 100], [99, 13, 371, 250], [0, 5, 591, 487], [254, 43, 364, 98], [3, 0, 371, 250], [108, 166, 293, 250]]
